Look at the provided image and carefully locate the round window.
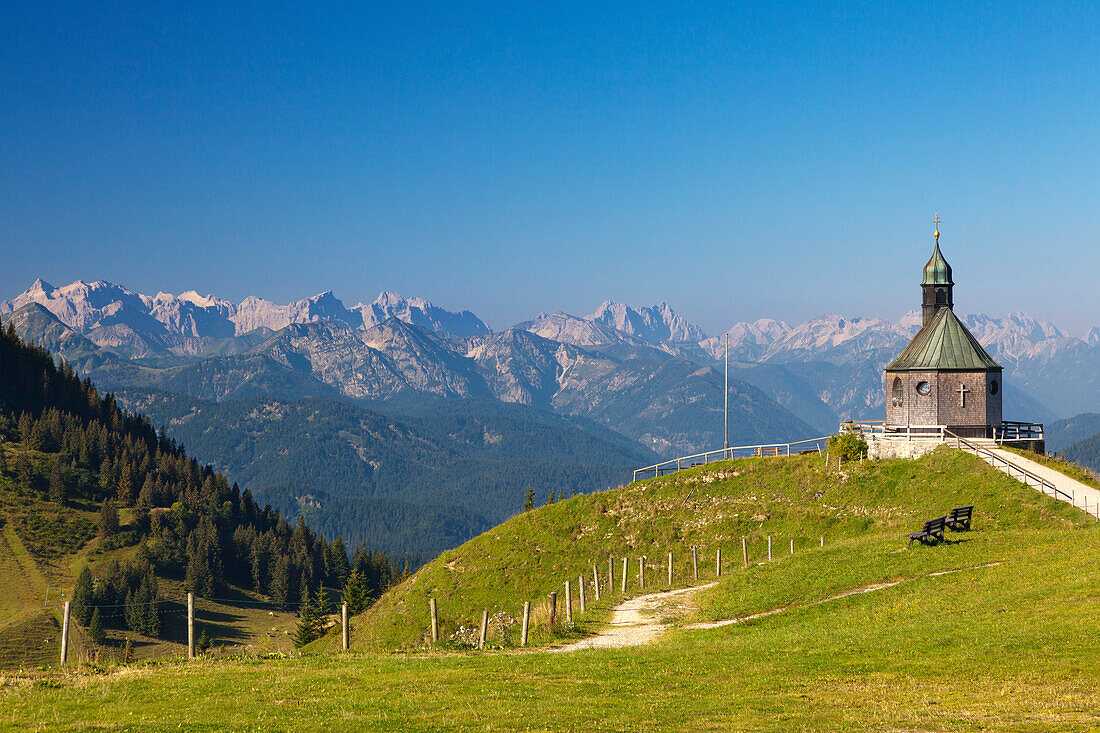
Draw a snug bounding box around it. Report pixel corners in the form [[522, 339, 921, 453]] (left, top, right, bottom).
[[916, 381, 932, 395], [990, 380, 999, 395]]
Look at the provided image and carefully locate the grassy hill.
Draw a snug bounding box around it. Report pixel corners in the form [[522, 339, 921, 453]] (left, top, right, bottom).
[[4, 449, 1100, 730], [320, 448, 1087, 653]]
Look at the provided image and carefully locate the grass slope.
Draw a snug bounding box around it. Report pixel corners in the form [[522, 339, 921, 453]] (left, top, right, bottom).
[[0, 450, 302, 670], [3, 450, 1100, 731], [0, 525, 61, 670], [325, 448, 1086, 652]]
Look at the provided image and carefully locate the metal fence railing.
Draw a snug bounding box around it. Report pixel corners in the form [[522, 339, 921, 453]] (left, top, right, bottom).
[[632, 436, 832, 481], [945, 429, 1071, 503]]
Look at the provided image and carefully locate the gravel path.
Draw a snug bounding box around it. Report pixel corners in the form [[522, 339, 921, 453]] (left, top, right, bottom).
[[988, 449, 1100, 514], [549, 583, 717, 652], [548, 563, 1000, 652]]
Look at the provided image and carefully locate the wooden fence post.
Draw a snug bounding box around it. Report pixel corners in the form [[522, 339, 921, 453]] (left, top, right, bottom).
[[820, 535, 825, 548], [578, 575, 586, 615], [521, 601, 530, 647], [430, 597, 439, 644], [60, 601, 70, 666], [564, 581, 573, 625], [608, 558, 614, 595], [548, 591, 558, 630], [742, 536, 748, 568], [692, 546, 698, 581], [621, 557, 628, 593], [716, 548, 722, 577], [341, 602, 349, 651], [592, 564, 600, 601], [768, 536, 772, 561], [639, 557, 645, 589], [479, 609, 488, 650], [790, 538, 794, 555], [668, 551, 673, 586], [187, 592, 195, 660]]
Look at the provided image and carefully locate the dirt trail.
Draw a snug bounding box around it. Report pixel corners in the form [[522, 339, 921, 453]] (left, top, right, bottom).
[[549, 583, 717, 652], [548, 563, 1000, 652]]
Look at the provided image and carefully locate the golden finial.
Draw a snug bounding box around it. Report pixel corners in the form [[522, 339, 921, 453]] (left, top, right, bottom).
[[933, 213, 941, 242]]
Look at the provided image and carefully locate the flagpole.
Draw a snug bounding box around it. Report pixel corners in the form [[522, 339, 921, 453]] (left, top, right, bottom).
[[724, 333, 729, 458]]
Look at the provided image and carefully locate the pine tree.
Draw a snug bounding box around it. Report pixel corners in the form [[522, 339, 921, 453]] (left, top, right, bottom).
[[17, 412, 33, 444], [98, 499, 120, 538], [116, 463, 134, 506], [124, 589, 139, 632], [48, 460, 66, 505], [329, 536, 351, 588], [13, 450, 33, 494], [89, 607, 106, 645], [342, 569, 370, 615], [136, 474, 155, 509], [270, 555, 291, 609], [292, 588, 324, 648], [314, 584, 330, 616], [523, 486, 535, 512], [72, 566, 95, 626], [143, 572, 161, 637], [185, 536, 213, 597]]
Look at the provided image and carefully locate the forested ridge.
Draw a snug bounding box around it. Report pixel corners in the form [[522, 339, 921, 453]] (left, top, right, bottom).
[[0, 322, 398, 646], [128, 391, 654, 563]]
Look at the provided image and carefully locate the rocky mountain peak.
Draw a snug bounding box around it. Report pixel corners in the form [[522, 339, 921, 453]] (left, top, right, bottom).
[[587, 300, 707, 343]]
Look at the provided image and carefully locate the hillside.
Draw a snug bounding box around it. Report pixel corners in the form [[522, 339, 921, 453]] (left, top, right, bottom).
[[118, 391, 655, 563], [5, 449, 1100, 730], [1061, 433, 1100, 476], [0, 324, 384, 670], [326, 448, 1087, 652], [1047, 412, 1100, 453]]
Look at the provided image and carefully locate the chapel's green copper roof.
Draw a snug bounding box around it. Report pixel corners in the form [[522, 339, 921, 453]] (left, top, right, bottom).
[[922, 241, 953, 286], [886, 306, 1002, 372]]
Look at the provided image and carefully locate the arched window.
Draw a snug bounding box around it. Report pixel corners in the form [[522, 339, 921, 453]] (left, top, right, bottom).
[[990, 379, 999, 395], [892, 377, 903, 401], [936, 288, 947, 305]]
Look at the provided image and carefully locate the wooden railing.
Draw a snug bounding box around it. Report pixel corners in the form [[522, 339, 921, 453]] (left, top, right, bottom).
[[633, 436, 832, 481], [842, 420, 1044, 445], [840, 421, 947, 441], [996, 421, 1045, 443]]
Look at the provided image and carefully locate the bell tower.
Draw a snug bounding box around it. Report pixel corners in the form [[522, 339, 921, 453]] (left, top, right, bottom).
[[921, 214, 954, 327], [885, 215, 1003, 439]]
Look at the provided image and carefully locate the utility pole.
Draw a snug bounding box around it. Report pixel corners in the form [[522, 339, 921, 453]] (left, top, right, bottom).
[[724, 333, 729, 457]]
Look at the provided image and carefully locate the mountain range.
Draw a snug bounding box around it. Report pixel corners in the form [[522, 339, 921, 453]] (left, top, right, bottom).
[[6, 278, 1095, 428], [5, 278, 1096, 556]]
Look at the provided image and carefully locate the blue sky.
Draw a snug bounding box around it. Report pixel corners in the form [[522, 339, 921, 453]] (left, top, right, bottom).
[[3, 1, 1099, 335]]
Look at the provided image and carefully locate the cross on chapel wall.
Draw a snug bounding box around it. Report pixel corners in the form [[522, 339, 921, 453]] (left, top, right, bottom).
[[957, 382, 970, 408]]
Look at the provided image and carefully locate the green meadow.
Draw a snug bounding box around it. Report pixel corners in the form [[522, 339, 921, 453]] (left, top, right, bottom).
[[4, 449, 1100, 731]]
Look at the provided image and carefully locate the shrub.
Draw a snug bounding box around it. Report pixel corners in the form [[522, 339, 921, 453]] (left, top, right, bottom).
[[828, 432, 868, 460]]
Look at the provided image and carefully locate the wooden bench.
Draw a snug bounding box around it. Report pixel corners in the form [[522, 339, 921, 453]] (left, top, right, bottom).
[[907, 516, 947, 547], [946, 505, 974, 532]]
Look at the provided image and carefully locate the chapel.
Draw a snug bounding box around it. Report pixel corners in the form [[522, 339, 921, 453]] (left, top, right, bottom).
[[883, 220, 1003, 439]]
